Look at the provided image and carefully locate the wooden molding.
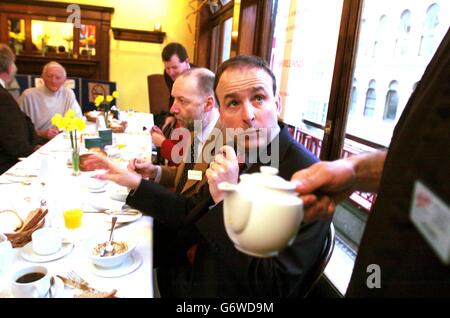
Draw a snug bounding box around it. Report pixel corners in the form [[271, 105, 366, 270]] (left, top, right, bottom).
[[112, 28, 165, 43]]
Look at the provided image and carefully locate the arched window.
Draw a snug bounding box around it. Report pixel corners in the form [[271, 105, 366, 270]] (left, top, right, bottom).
[[419, 3, 440, 56], [396, 10, 411, 56], [373, 15, 388, 57], [350, 78, 358, 114], [383, 80, 399, 120], [364, 80, 376, 117]]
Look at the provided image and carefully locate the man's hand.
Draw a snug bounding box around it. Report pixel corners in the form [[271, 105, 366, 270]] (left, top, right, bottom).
[[291, 151, 386, 223], [127, 157, 158, 180], [39, 127, 60, 139], [151, 126, 166, 147], [291, 159, 356, 223], [83, 154, 142, 189], [205, 145, 240, 204]]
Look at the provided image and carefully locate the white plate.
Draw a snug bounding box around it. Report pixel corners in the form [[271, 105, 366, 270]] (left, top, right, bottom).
[[86, 251, 142, 278], [21, 242, 74, 263], [88, 187, 106, 193]]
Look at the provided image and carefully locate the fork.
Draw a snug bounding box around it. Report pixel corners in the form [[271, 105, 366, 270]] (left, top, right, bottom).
[[67, 270, 89, 287]]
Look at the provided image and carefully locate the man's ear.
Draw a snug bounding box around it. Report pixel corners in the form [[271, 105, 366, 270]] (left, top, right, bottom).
[[204, 95, 215, 112], [275, 94, 282, 115]]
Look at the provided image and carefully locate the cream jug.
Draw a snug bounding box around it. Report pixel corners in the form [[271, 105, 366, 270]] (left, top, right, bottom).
[[218, 166, 303, 257]]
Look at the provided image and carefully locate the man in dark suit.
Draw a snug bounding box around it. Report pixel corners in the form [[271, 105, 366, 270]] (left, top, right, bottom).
[[87, 56, 330, 297], [0, 44, 45, 174]]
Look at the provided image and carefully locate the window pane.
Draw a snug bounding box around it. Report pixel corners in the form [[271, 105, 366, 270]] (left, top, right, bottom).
[[271, 0, 343, 157], [342, 0, 450, 211], [221, 18, 233, 62], [344, 0, 450, 149]]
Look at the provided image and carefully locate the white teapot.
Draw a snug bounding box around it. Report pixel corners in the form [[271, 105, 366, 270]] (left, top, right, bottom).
[[218, 166, 303, 257]]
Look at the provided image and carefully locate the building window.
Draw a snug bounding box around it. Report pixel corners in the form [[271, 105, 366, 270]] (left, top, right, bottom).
[[373, 15, 388, 57], [349, 78, 358, 114], [419, 3, 440, 56], [383, 80, 399, 120], [364, 80, 376, 117], [395, 9, 411, 56]]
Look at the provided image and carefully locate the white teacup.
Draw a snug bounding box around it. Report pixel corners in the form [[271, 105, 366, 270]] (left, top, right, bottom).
[[11, 265, 51, 298], [32, 228, 62, 255], [0, 233, 13, 273]]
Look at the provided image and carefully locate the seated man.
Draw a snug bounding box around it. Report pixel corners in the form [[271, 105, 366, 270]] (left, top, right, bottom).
[[0, 44, 45, 174], [19, 61, 82, 139], [130, 67, 219, 195], [85, 56, 330, 297]]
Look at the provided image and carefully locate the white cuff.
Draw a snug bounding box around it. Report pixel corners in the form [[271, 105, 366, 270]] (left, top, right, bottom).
[[153, 165, 162, 183]]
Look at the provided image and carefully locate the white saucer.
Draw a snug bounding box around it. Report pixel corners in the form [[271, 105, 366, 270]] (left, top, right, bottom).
[[21, 242, 74, 263], [86, 251, 142, 277], [88, 187, 106, 193]]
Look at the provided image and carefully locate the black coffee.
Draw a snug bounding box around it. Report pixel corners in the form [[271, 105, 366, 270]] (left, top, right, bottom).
[[16, 272, 45, 284]]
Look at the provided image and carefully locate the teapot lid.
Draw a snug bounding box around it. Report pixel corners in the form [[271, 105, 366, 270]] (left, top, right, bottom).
[[239, 166, 296, 191]]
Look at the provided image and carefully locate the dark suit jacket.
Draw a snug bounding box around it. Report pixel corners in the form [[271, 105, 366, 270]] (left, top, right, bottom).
[[127, 124, 330, 297], [0, 85, 44, 174]]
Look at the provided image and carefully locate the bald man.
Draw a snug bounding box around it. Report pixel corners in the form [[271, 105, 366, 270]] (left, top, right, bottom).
[[19, 61, 82, 139]]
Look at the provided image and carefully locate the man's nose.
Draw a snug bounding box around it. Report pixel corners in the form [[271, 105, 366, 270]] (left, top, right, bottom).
[[241, 102, 255, 125], [170, 103, 178, 114]]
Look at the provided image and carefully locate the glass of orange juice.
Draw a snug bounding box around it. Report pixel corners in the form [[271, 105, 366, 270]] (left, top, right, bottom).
[[63, 208, 83, 229]]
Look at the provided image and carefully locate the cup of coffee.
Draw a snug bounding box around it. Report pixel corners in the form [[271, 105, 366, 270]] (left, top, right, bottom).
[[11, 265, 51, 298], [0, 233, 13, 273], [31, 228, 63, 255]]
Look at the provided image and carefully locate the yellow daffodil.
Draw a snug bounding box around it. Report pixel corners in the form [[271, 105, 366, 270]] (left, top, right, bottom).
[[106, 95, 113, 103], [95, 95, 104, 107], [74, 117, 86, 131], [112, 91, 119, 99], [51, 113, 63, 129], [65, 109, 76, 119]]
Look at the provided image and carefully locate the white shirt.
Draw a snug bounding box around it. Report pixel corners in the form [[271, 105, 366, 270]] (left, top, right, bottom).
[[0, 78, 6, 89], [18, 85, 82, 131]]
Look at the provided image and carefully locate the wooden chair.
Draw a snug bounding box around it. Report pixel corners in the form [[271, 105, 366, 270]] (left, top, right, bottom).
[[147, 74, 170, 116]]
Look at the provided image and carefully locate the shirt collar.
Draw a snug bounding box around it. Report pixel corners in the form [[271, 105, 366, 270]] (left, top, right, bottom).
[[0, 78, 6, 88]]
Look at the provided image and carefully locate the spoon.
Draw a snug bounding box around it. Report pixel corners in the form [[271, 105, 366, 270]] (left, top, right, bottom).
[[101, 216, 117, 257], [48, 276, 56, 298]]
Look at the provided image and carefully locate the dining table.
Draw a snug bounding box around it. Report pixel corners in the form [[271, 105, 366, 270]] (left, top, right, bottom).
[[0, 113, 155, 298]]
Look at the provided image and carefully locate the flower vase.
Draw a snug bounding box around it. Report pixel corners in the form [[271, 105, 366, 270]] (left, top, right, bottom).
[[104, 112, 110, 128], [71, 150, 80, 176]]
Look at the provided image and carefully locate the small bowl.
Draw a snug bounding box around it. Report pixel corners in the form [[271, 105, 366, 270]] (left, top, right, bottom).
[[84, 234, 136, 268]]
